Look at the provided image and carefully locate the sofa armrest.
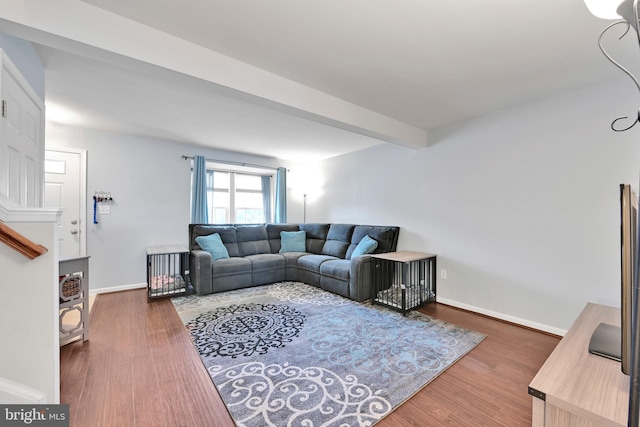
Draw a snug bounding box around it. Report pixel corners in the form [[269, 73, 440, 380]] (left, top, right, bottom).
[[189, 250, 212, 295], [348, 255, 374, 302]]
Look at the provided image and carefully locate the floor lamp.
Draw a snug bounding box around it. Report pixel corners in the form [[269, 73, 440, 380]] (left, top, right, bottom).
[[303, 193, 307, 223]]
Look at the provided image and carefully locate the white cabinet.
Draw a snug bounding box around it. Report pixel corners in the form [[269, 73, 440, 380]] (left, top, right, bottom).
[[59, 256, 90, 346], [0, 49, 45, 208]]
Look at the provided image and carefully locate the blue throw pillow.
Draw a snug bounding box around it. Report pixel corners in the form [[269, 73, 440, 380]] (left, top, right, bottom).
[[351, 235, 378, 258], [279, 230, 306, 253], [195, 233, 230, 260]]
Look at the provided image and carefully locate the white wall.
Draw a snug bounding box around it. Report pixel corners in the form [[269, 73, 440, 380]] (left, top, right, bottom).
[[311, 78, 640, 334], [0, 33, 44, 100], [0, 32, 58, 403], [46, 123, 297, 292], [0, 216, 60, 403], [45, 77, 640, 334]]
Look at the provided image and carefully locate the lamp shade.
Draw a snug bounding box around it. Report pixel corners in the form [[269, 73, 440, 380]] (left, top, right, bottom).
[[584, 0, 627, 19]]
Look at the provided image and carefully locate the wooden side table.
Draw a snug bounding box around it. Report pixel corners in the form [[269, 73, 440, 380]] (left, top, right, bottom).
[[59, 255, 90, 346], [371, 251, 436, 315]]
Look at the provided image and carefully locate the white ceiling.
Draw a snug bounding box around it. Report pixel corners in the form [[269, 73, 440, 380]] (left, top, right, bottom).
[[2, 0, 636, 161], [36, 45, 383, 161]]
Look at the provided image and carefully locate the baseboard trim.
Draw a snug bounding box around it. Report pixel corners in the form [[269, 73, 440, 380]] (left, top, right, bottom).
[[436, 297, 567, 337], [90, 282, 146, 296], [0, 377, 47, 404], [88, 285, 566, 335]]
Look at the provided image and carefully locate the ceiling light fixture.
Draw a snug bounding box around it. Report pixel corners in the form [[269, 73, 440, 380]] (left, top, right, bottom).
[[584, 0, 628, 19], [585, 0, 640, 131]]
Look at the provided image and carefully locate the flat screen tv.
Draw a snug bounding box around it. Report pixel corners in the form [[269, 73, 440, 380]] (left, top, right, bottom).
[[621, 183, 637, 377], [588, 183, 639, 426]]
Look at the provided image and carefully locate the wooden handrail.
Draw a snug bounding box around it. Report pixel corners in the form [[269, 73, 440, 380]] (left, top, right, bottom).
[[0, 221, 48, 259]]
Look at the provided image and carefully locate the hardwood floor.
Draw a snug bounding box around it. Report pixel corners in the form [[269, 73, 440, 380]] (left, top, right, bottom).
[[60, 289, 559, 427], [60, 289, 233, 427], [380, 304, 559, 427]]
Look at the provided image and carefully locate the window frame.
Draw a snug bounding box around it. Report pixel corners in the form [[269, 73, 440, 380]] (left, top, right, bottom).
[[204, 162, 274, 225]]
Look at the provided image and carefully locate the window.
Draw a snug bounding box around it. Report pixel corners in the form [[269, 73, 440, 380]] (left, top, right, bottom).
[[206, 170, 270, 224]]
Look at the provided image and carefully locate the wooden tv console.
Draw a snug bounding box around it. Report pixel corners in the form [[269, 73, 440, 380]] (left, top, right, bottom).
[[528, 303, 630, 426]]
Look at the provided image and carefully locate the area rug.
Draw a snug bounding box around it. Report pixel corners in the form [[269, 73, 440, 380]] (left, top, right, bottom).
[[172, 282, 485, 427]]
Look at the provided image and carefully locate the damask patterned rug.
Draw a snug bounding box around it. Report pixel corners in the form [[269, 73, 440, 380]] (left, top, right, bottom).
[[172, 282, 485, 427]]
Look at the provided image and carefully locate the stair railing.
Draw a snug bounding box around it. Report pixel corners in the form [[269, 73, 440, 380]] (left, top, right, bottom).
[[0, 221, 48, 259]]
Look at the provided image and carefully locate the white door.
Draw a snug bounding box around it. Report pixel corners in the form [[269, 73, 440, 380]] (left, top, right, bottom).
[[0, 61, 44, 207], [44, 148, 87, 257]]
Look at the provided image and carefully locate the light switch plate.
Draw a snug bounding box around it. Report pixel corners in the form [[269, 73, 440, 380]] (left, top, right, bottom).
[[99, 205, 111, 215]]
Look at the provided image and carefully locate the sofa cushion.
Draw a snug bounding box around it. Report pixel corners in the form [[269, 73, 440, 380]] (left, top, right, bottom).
[[297, 254, 337, 272], [280, 251, 307, 281], [300, 223, 330, 254], [297, 254, 337, 287], [266, 224, 300, 253], [191, 225, 240, 257], [349, 234, 379, 259], [346, 225, 399, 259], [319, 259, 352, 298], [246, 254, 286, 286], [210, 257, 253, 293], [236, 225, 271, 256], [321, 224, 355, 259], [195, 233, 230, 260], [246, 253, 285, 270], [280, 230, 306, 253], [211, 257, 252, 277], [319, 259, 350, 281]]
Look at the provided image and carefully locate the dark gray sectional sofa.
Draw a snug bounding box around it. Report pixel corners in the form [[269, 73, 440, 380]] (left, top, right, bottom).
[[188, 223, 400, 302]]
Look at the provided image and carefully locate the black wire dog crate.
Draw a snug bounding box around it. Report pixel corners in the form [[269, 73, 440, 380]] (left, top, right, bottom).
[[371, 251, 437, 315], [146, 245, 189, 301]]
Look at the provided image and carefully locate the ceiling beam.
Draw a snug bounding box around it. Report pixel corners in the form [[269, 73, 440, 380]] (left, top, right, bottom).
[[0, 0, 429, 149]]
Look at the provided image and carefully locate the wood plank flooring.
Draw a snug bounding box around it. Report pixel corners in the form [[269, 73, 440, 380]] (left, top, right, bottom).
[[60, 289, 560, 427]]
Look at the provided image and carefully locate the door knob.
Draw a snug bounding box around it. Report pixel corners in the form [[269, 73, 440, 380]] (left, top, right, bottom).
[[70, 229, 78, 235], [70, 220, 78, 225]]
